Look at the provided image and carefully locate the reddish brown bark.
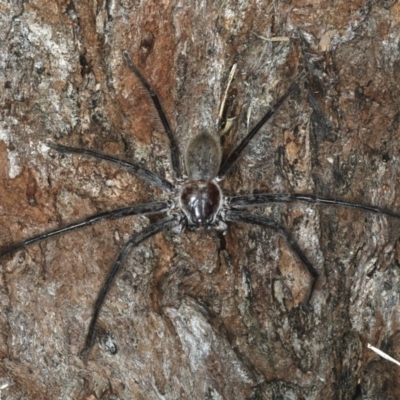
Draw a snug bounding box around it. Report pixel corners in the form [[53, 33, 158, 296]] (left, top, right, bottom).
[[1, 0, 400, 399]]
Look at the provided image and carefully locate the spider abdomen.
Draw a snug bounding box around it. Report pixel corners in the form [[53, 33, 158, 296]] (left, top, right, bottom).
[[179, 180, 222, 228], [184, 132, 222, 180]]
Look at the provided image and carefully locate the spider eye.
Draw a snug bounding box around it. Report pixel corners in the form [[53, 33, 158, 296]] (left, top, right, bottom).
[[195, 218, 203, 225]]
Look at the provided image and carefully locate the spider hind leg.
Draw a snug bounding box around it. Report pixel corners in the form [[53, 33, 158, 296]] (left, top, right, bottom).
[[80, 215, 178, 358], [225, 210, 318, 310]]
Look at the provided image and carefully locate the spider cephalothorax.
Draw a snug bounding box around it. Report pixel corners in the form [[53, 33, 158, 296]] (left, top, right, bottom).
[[179, 178, 224, 230], [1, 51, 399, 358]]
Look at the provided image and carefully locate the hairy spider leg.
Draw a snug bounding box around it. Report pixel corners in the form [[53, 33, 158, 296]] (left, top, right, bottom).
[[48, 144, 175, 193], [123, 51, 182, 180], [229, 193, 400, 220], [0, 202, 171, 258], [227, 193, 400, 304], [225, 210, 318, 309], [0, 201, 174, 357], [218, 70, 308, 179], [80, 215, 179, 358]]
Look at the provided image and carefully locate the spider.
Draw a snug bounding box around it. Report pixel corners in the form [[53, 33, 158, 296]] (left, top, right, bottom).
[[1, 51, 399, 358]]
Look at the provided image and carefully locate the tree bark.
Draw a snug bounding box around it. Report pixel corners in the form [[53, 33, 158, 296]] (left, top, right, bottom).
[[0, 0, 399, 399]]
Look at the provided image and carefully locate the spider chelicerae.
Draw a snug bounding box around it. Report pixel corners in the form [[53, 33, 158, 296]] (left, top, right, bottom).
[[1, 51, 399, 358]]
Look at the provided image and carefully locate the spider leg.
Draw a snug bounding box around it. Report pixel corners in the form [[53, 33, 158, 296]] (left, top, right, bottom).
[[48, 144, 175, 193], [123, 51, 182, 180], [228, 193, 400, 219], [225, 210, 317, 310], [217, 71, 308, 179], [80, 214, 179, 358], [0, 201, 171, 258]]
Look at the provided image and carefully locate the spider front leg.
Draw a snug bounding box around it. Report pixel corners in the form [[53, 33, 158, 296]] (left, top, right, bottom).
[[225, 210, 317, 310], [218, 71, 308, 179], [123, 51, 182, 180], [48, 143, 175, 192]]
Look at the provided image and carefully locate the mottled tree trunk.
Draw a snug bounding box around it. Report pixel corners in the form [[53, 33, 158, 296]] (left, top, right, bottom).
[[1, 0, 400, 399]]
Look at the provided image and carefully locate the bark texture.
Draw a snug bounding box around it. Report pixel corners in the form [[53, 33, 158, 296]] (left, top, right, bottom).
[[1, 0, 400, 399]]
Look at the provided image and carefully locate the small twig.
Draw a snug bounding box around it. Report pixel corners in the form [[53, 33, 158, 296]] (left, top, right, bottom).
[[368, 343, 400, 367], [251, 32, 290, 41], [0, 382, 10, 400], [218, 63, 237, 122]]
